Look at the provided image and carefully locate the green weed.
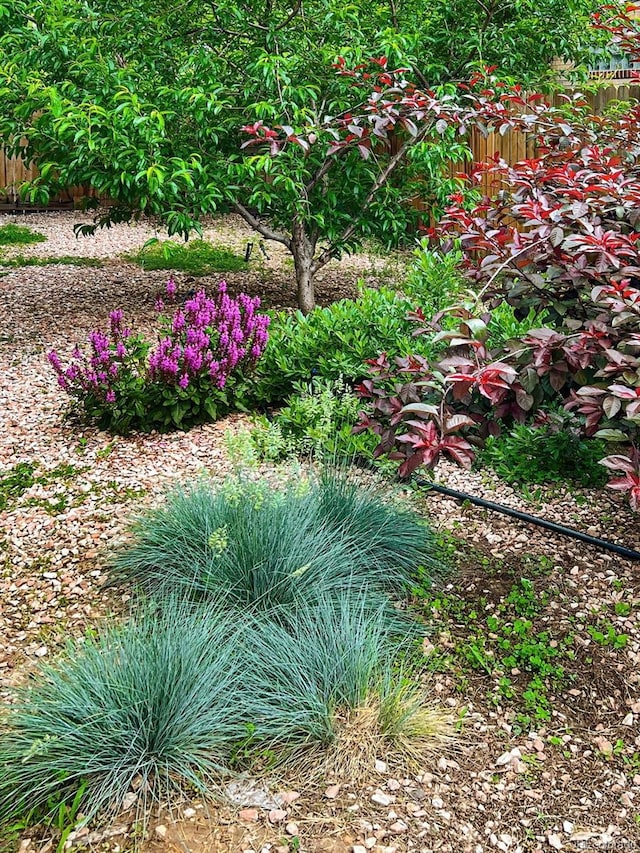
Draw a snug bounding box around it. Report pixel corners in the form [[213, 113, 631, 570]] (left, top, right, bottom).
[[0, 462, 39, 511], [0, 462, 84, 515], [414, 576, 575, 728], [587, 620, 629, 648]]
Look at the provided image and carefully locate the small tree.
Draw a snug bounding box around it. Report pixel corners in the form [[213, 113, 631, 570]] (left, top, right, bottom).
[[0, 0, 605, 310]]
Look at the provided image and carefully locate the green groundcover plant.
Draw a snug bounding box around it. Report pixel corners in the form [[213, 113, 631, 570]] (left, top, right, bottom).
[[0, 223, 46, 246], [125, 239, 247, 275], [108, 470, 444, 611]]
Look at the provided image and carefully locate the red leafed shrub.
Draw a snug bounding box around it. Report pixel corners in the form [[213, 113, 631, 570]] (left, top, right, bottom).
[[355, 5, 640, 508]]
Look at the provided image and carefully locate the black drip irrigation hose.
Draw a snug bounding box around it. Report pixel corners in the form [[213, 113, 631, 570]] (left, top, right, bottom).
[[415, 478, 640, 562]]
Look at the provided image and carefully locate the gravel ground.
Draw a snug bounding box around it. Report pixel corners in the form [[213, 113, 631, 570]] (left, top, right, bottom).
[[1, 213, 639, 853]]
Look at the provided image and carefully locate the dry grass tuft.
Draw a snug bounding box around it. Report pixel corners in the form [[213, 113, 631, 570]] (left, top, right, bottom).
[[320, 687, 455, 784]]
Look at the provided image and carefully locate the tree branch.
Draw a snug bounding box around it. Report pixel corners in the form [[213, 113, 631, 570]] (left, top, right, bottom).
[[233, 201, 292, 250], [311, 127, 429, 273]]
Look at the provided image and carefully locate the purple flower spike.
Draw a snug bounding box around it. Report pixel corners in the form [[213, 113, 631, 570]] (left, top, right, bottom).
[[47, 351, 62, 372]]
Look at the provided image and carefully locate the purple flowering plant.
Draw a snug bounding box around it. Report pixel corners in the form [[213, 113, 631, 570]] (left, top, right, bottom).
[[48, 279, 270, 433]]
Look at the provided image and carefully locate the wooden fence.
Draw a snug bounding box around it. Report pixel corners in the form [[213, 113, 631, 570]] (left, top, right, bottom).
[[2, 81, 640, 210]]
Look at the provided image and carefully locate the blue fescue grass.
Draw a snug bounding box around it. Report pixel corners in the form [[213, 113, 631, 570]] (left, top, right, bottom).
[[0, 600, 247, 828], [107, 470, 445, 613], [108, 478, 360, 612], [0, 595, 451, 829], [309, 468, 444, 589], [1, 469, 451, 833], [236, 594, 453, 778]]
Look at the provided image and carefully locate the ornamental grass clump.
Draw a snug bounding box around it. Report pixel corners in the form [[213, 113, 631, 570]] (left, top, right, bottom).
[[310, 469, 444, 589], [108, 471, 443, 611], [108, 478, 372, 613], [0, 601, 246, 827], [47, 279, 270, 433], [237, 595, 453, 780]]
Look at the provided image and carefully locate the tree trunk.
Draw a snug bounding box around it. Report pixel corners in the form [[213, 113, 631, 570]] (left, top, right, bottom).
[[291, 221, 317, 313]]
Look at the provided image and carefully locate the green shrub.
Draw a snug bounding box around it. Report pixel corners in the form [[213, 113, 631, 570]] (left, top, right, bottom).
[[125, 239, 247, 274], [250, 377, 377, 462], [251, 286, 437, 405], [402, 241, 465, 314], [0, 223, 47, 246], [108, 472, 442, 611], [477, 422, 608, 487], [0, 601, 246, 827]]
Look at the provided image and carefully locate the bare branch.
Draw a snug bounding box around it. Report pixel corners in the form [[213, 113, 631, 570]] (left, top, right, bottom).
[[311, 126, 430, 272], [232, 201, 292, 250]]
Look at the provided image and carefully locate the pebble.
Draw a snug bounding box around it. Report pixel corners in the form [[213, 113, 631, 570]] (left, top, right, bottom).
[[371, 791, 395, 807], [239, 809, 259, 822], [268, 809, 287, 823]]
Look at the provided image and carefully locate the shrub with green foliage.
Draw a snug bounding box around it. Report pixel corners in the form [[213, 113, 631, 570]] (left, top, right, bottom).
[[124, 239, 247, 275], [251, 286, 438, 405], [0, 223, 46, 246], [108, 471, 442, 611], [250, 377, 377, 462], [477, 420, 608, 488], [0, 601, 246, 827], [402, 242, 466, 313]]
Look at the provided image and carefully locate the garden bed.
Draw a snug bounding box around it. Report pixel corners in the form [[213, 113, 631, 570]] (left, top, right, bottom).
[[0, 213, 639, 853]]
